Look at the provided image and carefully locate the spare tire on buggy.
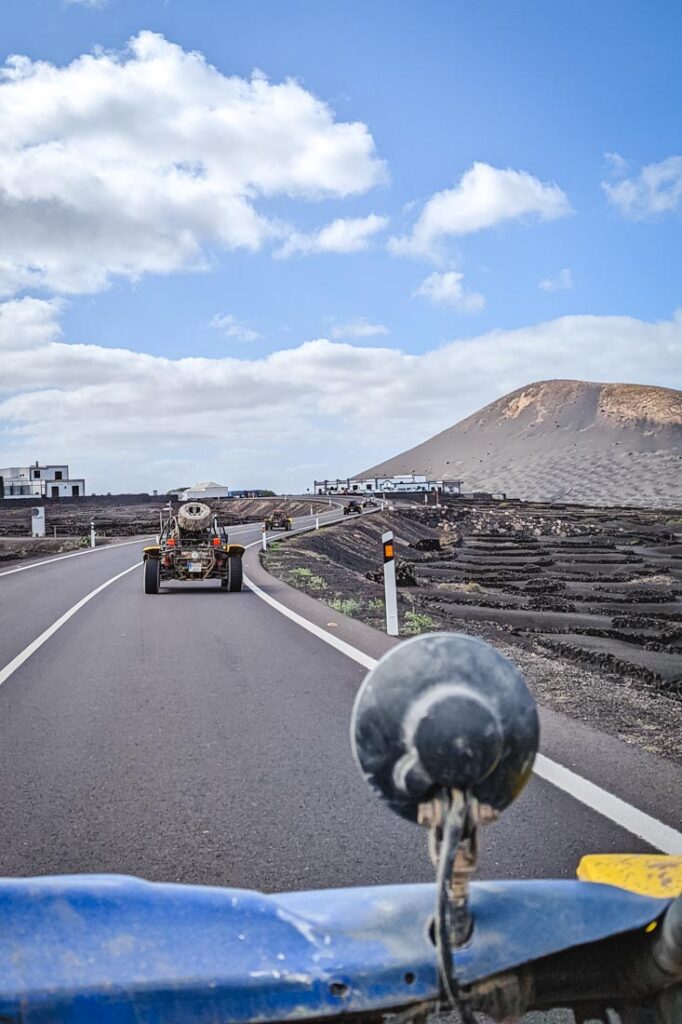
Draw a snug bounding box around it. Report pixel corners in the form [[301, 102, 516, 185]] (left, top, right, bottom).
[[177, 501, 212, 533]]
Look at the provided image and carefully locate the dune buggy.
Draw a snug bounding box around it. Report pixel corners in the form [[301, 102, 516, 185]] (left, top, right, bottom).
[[143, 502, 244, 594], [264, 509, 292, 531], [343, 499, 362, 515]]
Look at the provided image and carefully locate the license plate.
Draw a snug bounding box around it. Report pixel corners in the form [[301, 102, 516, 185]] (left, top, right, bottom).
[[187, 561, 202, 573]]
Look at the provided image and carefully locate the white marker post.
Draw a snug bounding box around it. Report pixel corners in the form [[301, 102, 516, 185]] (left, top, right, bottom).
[[315, 516, 320, 530], [262, 526, 267, 551], [382, 531, 399, 636], [90, 520, 96, 549], [31, 507, 46, 538]]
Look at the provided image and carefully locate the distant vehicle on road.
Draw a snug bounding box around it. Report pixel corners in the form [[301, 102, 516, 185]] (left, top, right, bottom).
[[343, 499, 363, 515], [143, 501, 244, 594], [362, 498, 378, 508], [264, 509, 293, 531]]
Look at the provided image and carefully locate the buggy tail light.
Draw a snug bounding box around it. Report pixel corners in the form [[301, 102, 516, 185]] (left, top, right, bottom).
[[167, 537, 176, 546], [213, 538, 221, 547]]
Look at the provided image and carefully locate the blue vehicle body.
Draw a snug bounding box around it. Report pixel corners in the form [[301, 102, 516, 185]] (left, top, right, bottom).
[[0, 874, 670, 1023]]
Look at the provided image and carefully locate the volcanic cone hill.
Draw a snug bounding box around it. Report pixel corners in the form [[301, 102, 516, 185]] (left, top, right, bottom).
[[359, 380, 682, 507]]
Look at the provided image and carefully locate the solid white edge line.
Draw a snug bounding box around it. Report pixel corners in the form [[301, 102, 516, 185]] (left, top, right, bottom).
[[244, 549, 682, 854], [0, 537, 154, 578], [533, 754, 682, 855], [245, 574, 375, 671], [0, 562, 141, 688]]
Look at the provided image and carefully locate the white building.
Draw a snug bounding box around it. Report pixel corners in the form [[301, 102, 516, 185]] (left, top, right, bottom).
[[314, 474, 462, 495], [0, 462, 85, 499], [175, 481, 230, 500]]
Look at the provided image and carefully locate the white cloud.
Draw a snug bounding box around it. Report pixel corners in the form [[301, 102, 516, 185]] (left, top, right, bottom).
[[330, 318, 389, 339], [2, 298, 680, 492], [538, 268, 574, 292], [210, 314, 260, 343], [0, 296, 65, 351], [389, 162, 572, 260], [603, 154, 682, 220], [413, 271, 485, 313], [0, 32, 386, 297], [275, 214, 388, 258]]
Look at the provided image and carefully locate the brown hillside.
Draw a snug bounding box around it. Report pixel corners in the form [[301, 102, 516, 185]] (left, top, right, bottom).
[[358, 380, 682, 506]]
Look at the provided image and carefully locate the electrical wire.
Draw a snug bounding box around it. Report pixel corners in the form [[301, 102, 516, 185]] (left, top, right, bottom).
[[434, 791, 476, 1024]]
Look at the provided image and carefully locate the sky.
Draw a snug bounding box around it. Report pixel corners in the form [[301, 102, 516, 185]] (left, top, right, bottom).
[[1, 0, 681, 494]]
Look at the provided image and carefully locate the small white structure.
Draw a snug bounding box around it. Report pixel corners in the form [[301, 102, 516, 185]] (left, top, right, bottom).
[[314, 474, 462, 495], [0, 462, 85, 499], [31, 506, 46, 537], [176, 481, 230, 501]]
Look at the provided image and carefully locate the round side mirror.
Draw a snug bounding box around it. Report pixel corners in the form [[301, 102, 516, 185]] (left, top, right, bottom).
[[351, 633, 539, 822]]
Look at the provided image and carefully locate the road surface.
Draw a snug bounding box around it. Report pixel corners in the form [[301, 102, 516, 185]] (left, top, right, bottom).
[[0, 510, 680, 893]]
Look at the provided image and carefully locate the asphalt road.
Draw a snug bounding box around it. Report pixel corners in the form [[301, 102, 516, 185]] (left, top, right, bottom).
[[0, 511, 680, 894]]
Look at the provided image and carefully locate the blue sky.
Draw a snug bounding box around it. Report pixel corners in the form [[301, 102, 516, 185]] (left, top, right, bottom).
[[1, 0, 681, 492]]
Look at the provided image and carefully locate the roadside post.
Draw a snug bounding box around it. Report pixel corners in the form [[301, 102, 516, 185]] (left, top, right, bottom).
[[31, 507, 46, 538], [90, 520, 96, 549], [382, 531, 399, 636], [261, 525, 267, 551], [315, 516, 319, 530]]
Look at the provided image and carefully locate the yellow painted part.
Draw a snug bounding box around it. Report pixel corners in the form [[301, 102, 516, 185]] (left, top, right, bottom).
[[143, 546, 160, 556], [577, 854, 682, 898], [225, 544, 245, 556]]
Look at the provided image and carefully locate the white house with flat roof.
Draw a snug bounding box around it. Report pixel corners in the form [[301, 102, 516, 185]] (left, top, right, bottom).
[[0, 462, 85, 499], [314, 474, 462, 495]]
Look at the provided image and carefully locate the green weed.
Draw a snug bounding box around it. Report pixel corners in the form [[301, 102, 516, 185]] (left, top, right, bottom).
[[328, 596, 362, 617], [403, 610, 438, 635], [290, 567, 327, 590]]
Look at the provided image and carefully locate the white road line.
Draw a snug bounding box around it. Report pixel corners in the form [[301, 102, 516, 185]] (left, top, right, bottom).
[[246, 574, 376, 671], [0, 562, 141, 689], [533, 754, 682, 854], [244, 571, 682, 854], [0, 537, 153, 578]]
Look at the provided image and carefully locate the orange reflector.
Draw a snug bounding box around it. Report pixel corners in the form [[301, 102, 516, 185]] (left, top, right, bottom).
[[384, 543, 394, 559]]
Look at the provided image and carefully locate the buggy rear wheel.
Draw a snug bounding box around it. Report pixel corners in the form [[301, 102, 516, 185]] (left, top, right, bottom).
[[227, 556, 243, 592], [144, 558, 160, 594]]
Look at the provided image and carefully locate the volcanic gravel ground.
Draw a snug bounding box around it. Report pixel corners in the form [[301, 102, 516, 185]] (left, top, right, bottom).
[[263, 499, 682, 764]]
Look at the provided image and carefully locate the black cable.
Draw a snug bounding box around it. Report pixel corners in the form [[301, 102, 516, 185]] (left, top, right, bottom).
[[434, 791, 476, 1024]]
